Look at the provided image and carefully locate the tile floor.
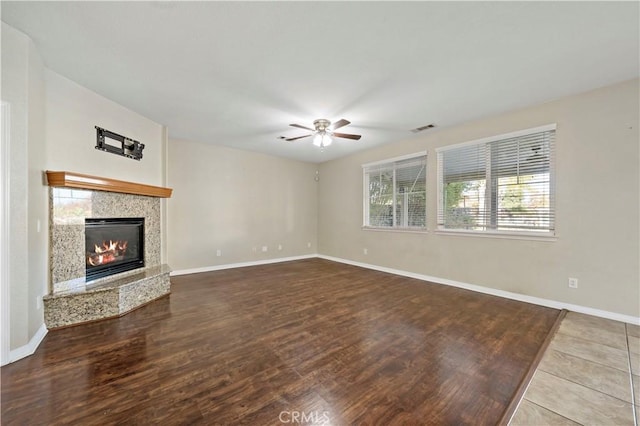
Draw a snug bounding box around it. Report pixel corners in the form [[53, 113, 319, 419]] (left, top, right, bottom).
[[510, 312, 639, 425]]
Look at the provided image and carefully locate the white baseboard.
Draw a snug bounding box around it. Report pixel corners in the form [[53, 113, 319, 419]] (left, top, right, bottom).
[[318, 255, 640, 326], [170, 254, 319, 277], [7, 323, 48, 365]]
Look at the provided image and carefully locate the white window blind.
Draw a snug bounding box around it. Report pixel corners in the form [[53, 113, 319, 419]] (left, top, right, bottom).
[[363, 153, 427, 229], [437, 125, 555, 234]]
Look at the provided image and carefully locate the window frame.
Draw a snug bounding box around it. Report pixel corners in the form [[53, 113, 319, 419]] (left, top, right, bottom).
[[362, 151, 428, 232], [436, 124, 557, 240]]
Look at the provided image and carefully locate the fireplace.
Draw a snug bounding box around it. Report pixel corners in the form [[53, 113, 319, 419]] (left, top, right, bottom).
[[85, 217, 145, 281], [45, 172, 172, 329]]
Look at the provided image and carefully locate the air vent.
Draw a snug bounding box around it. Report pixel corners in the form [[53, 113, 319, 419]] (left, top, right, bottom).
[[411, 123, 436, 133]]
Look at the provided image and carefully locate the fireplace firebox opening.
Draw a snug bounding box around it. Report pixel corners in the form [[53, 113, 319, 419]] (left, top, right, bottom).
[[85, 217, 144, 281]]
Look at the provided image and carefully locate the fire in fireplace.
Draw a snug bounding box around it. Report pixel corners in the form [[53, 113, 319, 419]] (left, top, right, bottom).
[[85, 218, 144, 281]]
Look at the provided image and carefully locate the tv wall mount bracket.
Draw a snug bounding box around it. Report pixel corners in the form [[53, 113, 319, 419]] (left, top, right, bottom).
[[95, 126, 145, 161]]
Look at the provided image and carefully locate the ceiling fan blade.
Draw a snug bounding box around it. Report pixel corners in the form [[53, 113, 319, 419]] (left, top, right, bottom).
[[290, 123, 315, 131], [333, 132, 361, 140], [285, 134, 312, 142], [331, 119, 350, 130]]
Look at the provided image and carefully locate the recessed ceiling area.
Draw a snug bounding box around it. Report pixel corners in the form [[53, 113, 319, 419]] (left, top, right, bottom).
[[1, 1, 638, 163]]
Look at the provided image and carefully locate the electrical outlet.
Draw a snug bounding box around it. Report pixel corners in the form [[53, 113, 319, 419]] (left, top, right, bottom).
[[216, 249, 222, 257], [568, 277, 578, 289], [278, 244, 282, 251], [363, 248, 368, 255], [262, 246, 268, 252], [307, 242, 311, 248]]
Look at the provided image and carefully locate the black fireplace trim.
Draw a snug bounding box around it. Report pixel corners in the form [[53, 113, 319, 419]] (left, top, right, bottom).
[[85, 217, 145, 281]]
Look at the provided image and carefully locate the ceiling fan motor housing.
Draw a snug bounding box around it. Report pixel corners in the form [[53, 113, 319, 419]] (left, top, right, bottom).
[[313, 119, 331, 132]]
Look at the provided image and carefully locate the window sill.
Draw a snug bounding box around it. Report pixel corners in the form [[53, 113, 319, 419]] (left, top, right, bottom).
[[435, 229, 557, 242], [362, 226, 428, 234]]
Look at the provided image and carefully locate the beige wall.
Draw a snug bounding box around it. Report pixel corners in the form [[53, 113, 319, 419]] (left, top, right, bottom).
[[167, 139, 318, 271], [1, 23, 47, 350], [27, 26, 47, 343], [318, 79, 640, 318], [45, 69, 166, 187]]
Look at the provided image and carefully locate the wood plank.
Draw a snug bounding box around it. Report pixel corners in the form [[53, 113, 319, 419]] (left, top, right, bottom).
[[45, 170, 172, 198], [1, 259, 560, 424]]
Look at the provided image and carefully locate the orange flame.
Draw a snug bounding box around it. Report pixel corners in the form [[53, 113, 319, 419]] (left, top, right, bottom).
[[87, 240, 129, 266]]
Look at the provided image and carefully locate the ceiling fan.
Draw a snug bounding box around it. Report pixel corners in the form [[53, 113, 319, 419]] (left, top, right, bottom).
[[283, 119, 361, 148]]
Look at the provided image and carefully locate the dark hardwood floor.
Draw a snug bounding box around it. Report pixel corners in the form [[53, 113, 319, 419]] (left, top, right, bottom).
[[1, 259, 560, 425]]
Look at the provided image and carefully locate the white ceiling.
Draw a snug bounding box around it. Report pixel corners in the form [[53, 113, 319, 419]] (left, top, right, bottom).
[[2, 2, 638, 163]]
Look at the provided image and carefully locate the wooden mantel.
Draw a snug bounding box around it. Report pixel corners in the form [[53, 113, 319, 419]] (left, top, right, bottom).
[[46, 171, 172, 198]]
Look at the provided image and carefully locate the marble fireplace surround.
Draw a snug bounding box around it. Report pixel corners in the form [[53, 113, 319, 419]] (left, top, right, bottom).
[[43, 171, 173, 329]]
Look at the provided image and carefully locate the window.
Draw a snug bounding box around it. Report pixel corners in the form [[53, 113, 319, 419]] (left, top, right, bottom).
[[437, 125, 555, 236], [363, 152, 427, 230]]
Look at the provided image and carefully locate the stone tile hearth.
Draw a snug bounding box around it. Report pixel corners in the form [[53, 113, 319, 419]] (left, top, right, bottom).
[[44, 265, 171, 328]]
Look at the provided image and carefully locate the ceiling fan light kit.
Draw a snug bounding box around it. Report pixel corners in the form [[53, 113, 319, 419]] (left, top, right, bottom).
[[283, 118, 362, 148], [312, 119, 332, 148], [313, 133, 332, 147]]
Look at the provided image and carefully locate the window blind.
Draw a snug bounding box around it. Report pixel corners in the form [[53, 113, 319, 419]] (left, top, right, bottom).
[[437, 126, 555, 233]]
